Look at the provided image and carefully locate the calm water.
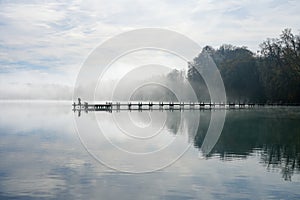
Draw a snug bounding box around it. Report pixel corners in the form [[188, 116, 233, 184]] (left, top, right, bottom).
[[0, 102, 299, 199]]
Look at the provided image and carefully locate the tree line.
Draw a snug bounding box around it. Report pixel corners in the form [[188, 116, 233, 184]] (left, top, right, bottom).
[[187, 28, 300, 103]]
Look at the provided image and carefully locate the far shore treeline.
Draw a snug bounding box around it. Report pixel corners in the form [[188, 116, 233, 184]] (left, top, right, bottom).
[[77, 28, 300, 103], [183, 28, 300, 103]]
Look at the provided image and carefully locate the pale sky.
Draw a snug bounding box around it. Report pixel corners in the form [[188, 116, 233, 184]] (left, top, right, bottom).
[[0, 0, 299, 99]]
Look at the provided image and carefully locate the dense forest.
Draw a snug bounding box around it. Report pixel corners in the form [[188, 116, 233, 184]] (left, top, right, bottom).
[[186, 28, 300, 103]]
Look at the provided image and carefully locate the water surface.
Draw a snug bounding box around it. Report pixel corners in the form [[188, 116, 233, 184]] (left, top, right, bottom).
[[0, 102, 299, 199]]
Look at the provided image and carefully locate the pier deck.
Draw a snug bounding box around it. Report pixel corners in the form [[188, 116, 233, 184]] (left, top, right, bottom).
[[72, 100, 299, 113]]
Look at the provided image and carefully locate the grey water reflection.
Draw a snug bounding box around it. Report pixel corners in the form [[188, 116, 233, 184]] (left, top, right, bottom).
[[192, 109, 300, 182], [0, 102, 300, 199]]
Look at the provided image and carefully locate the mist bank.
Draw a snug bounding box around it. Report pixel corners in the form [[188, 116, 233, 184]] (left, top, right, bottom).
[[110, 28, 300, 103], [0, 83, 73, 100], [2, 28, 299, 102]]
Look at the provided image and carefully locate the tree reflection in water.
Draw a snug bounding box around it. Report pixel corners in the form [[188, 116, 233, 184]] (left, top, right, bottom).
[[166, 108, 300, 181]]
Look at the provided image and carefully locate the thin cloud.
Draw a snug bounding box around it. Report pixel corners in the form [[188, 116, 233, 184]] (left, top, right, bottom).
[[0, 0, 299, 99]]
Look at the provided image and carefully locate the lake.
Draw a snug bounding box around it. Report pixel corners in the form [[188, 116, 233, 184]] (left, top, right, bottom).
[[0, 102, 299, 199]]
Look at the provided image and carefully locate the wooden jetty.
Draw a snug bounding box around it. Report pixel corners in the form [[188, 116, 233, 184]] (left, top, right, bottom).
[[72, 98, 300, 113]]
